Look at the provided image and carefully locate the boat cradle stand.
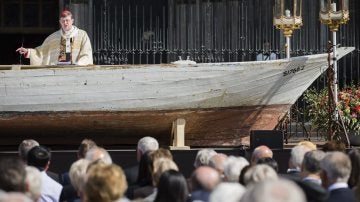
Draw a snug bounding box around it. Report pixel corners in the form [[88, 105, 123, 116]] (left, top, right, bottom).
[[170, 118, 190, 150]]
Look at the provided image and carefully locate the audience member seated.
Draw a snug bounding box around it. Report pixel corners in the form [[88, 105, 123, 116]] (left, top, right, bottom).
[[286, 145, 312, 179], [60, 159, 90, 202], [242, 164, 278, 187], [125, 136, 159, 188], [19, 139, 60, 183], [193, 149, 217, 168], [18, 139, 39, 163], [25, 166, 42, 202], [208, 153, 228, 179], [77, 139, 97, 159], [240, 179, 306, 202], [320, 151, 356, 202], [154, 170, 188, 202], [133, 149, 174, 200], [27, 146, 63, 202], [223, 156, 249, 182], [130, 151, 154, 199], [250, 145, 273, 165], [256, 157, 279, 173], [60, 139, 97, 186], [85, 146, 112, 164], [140, 158, 179, 202], [84, 163, 129, 202], [297, 150, 328, 202], [188, 166, 220, 202], [0, 157, 26, 192], [209, 182, 245, 202]]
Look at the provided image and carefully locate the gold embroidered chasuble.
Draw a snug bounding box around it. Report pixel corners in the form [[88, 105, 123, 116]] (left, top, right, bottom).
[[27, 27, 93, 65]]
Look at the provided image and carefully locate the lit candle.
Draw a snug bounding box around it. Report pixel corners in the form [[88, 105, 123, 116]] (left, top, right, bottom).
[[285, 9, 291, 17], [331, 3, 336, 12]]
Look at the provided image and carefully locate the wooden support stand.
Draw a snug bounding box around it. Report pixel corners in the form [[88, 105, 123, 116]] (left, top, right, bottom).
[[170, 118, 190, 150]]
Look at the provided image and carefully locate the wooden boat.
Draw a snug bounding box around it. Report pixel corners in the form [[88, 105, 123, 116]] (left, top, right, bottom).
[[0, 47, 354, 147]]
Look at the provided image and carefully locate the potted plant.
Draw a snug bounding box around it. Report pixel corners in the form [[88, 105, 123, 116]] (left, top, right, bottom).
[[303, 84, 360, 145]]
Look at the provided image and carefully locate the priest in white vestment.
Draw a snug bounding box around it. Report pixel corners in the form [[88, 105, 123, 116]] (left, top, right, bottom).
[[16, 10, 93, 66]]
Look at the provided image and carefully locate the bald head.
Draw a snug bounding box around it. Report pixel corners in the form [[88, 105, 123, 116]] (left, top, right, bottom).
[[191, 166, 221, 192], [251, 145, 273, 165]]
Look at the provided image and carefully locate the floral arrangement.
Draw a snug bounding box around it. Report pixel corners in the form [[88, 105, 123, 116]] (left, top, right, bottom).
[[303, 84, 360, 136], [338, 85, 360, 132]]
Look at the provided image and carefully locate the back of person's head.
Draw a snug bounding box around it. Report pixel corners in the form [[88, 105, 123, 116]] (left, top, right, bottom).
[[301, 150, 325, 174], [85, 146, 112, 165], [152, 158, 179, 186], [243, 164, 278, 186], [69, 159, 90, 193], [251, 145, 273, 165], [240, 179, 306, 202], [256, 157, 279, 172], [18, 139, 39, 162], [0, 190, 33, 202], [85, 163, 127, 202], [239, 164, 252, 185], [348, 148, 360, 188], [191, 166, 220, 192], [320, 151, 351, 187], [193, 149, 217, 168], [25, 166, 42, 201], [137, 136, 159, 154], [289, 145, 312, 170], [150, 148, 173, 161], [209, 182, 246, 202], [77, 139, 97, 159], [27, 146, 51, 170], [298, 141, 317, 150], [0, 157, 26, 192], [154, 170, 188, 202], [256, 157, 278, 172], [322, 141, 346, 152], [208, 153, 228, 175], [223, 156, 249, 182]]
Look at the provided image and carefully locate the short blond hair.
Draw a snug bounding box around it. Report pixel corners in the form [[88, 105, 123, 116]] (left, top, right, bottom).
[[298, 141, 317, 150], [84, 164, 127, 202]]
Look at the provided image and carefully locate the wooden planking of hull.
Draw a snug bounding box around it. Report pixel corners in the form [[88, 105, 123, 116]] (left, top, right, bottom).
[[0, 47, 355, 147]]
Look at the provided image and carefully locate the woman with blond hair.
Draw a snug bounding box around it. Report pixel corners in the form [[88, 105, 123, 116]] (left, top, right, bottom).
[[84, 163, 129, 202]]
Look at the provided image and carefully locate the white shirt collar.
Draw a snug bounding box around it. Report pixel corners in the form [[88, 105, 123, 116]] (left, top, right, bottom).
[[328, 182, 348, 191]]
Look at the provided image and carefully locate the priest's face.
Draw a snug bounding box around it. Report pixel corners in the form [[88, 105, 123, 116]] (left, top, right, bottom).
[[60, 15, 74, 32]]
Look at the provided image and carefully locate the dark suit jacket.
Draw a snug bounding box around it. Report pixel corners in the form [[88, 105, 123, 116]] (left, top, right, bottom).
[[124, 164, 139, 186], [296, 180, 328, 202], [325, 188, 356, 202]]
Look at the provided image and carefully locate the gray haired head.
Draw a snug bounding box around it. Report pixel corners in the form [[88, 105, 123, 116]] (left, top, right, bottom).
[[18, 139, 39, 162], [193, 149, 217, 168], [137, 136, 159, 154]]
